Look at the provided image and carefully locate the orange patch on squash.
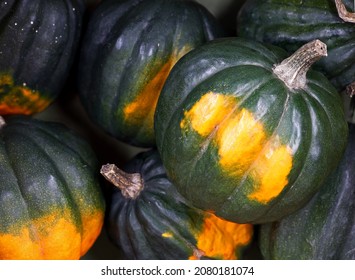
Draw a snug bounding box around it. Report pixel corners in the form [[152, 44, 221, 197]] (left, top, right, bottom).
[[248, 137, 293, 203], [180, 92, 293, 204], [0, 210, 103, 260], [180, 92, 236, 136], [123, 46, 192, 137], [217, 108, 267, 176], [189, 213, 253, 260], [79, 211, 105, 257], [0, 74, 50, 115]]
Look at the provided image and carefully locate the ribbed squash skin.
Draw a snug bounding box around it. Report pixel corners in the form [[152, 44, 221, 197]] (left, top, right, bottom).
[[0, 116, 105, 260], [155, 37, 348, 224], [0, 0, 84, 115], [260, 123, 355, 260], [77, 0, 225, 147], [237, 0, 355, 91], [107, 150, 253, 260]]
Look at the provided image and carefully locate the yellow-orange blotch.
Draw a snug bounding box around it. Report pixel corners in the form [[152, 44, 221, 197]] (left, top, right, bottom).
[[0, 74, 50, 115], [78, 211, 105, 257], [190, 213, 253, 260], [123, 46, 192, 138], [0, 210, 104, 260], [248, 137, 293, 203], [217, 108, 266, 176], [180, 92, 293, 204], [180, 92, 236, 136]]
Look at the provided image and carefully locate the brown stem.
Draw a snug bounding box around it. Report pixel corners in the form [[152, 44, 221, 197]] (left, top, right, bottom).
[[100, 164, 144, 199], [346, 82, 355, 98], [273, 40, 327, 89], [335, 0, 355, 23]]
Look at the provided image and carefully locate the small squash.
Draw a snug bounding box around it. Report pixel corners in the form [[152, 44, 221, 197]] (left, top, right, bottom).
[[260, 123, 355, 260], [77, 0, 225, 147], [102, 150, 253, 260], [0, 115, 105, 259], [155, 38, 348, 224], [0, 0, 84, 115], [237, 0, 355, 91]]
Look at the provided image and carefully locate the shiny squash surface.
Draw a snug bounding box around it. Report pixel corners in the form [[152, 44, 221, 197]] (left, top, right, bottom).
[[78, 0, 225, 147]]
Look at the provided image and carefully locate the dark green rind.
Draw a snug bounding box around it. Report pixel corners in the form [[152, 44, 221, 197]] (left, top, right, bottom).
[[0, 0, 84, 105], [77, 0, 225, 147], [0, 116, 105, 233], [155, 37, 348, 224], [237, 0, 355, 91], [107, 150, 208, 260], [260, 123, 355, 260]]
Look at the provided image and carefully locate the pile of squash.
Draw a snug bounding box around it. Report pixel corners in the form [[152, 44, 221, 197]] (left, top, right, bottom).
[[0, 0, 354, 260]]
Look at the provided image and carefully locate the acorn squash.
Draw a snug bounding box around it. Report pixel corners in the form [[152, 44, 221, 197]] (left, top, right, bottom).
[[102, 150, 253, 260], [0, 0, 84, 115], [0, 115, 105, 259], [77, 0, 225, 147], [154, 38, 348, 224]]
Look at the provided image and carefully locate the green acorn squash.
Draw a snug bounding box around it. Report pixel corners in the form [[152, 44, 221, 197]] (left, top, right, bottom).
[[0, 115, 105, 259], [154, 38, 348, 224], [260, 123, 355, 260], [237, 0, 355, 91], [102, 150, 253, 260], [77, 0, 225, 147], [0, 0, 84, 115]]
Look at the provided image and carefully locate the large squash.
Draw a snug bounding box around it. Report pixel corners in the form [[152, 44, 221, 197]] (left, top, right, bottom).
[[0, 0, 84, 115], [154, 38, 348, 224], [0, 115, 105, 259], [260, 123, 355, 260], [77, 0, 225, 147], [102, 150, 253, 260], [237, 0, 355, 92]]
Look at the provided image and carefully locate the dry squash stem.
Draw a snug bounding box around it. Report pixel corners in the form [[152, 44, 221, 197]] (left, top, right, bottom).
[[100, 164, 143, 199], [335, 0, 355, 23], [273, 39, 327, 89]]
